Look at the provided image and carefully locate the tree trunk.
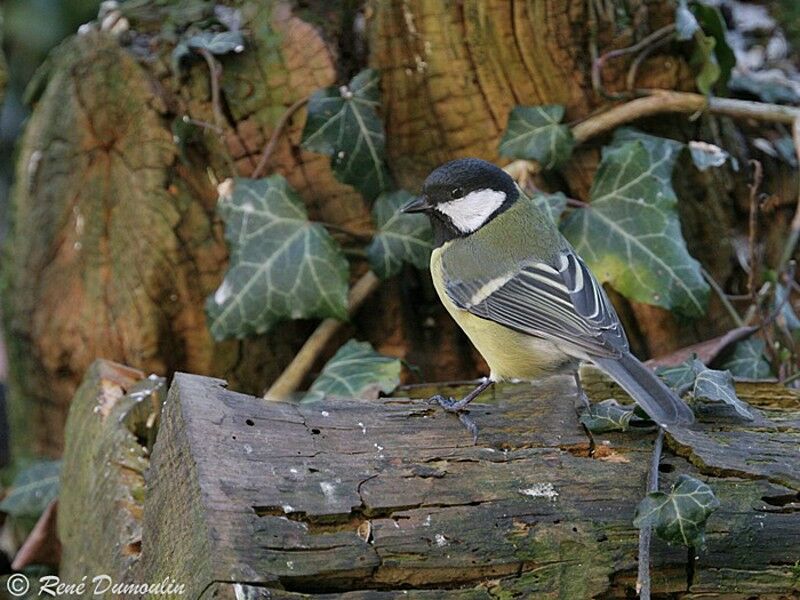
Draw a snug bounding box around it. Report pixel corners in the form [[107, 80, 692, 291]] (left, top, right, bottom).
[[1, 0, 784, 455], [59, 362, 800, 598]]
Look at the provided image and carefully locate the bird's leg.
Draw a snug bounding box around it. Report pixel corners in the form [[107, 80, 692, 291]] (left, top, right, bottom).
[[428, 378, 493, 443], [574, 371, 596, 457], [431, 377, 493, 412]]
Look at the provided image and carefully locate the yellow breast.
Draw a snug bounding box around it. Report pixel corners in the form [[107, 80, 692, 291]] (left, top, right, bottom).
[[430, 247, 574, 382]]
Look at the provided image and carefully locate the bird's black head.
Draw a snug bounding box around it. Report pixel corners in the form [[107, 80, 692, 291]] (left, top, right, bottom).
[[402, 158, 518, 246]]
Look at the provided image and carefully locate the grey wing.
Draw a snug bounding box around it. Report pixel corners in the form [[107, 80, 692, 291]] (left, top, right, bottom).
[[445, 250, 628, 359]]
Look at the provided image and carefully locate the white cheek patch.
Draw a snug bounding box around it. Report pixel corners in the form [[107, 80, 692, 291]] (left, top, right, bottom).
[[436, 189, 506, 233]]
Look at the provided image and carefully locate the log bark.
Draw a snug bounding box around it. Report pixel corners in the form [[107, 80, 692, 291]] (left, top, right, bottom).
[[59, 366, 800, 598], [2, 0, 791, 456]]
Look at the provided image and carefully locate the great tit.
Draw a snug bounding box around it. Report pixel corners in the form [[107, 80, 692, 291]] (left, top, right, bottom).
[[402, 157, 694, 431]]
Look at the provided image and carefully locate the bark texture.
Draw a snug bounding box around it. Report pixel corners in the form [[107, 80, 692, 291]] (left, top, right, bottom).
[[59, 366, 800, 598], [1, 0, 780, 455]]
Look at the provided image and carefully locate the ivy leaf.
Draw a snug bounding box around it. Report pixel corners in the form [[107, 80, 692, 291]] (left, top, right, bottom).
[[691, 3, 735, 91], [692, 359, 754, 419], [186, 30, 245, 54], [367, 190, 433, 280], [0, 460, 61, 519], [561, 129, 709, 317], [302, 69, 392, 200], [633, 475, 720, 547], [691, 32, 721, 96], [498, 105, 575, 169], [675, 0, 700, 41], [656, 362, 697, 395], [722, 339, 772, 380], [659, 355, 754, 419], [529, 191, 568, 225], [580, 399, 635, 433], [206, 176, 349, 340], [172, 30, 245, 73], [302, 340, 402, 403]]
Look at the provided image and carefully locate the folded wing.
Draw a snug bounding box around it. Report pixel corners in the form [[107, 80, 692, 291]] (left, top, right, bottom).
[[445, 250, 628, 359]]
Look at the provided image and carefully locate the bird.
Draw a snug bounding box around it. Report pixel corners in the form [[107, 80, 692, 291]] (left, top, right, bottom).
[[401, 157, 694, 436]]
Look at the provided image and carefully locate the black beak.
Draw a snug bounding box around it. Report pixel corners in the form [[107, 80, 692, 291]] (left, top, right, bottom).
[[400, 196, 433, 214]]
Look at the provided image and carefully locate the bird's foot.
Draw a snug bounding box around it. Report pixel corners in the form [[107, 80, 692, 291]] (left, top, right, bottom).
[[428, 394, 480, 444]]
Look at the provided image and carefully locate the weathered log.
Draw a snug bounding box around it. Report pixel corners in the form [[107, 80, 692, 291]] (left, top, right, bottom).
[[59, 366, 800, 598]]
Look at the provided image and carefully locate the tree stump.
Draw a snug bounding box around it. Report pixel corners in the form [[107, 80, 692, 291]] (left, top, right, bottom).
[[59, 363, 800, 598]]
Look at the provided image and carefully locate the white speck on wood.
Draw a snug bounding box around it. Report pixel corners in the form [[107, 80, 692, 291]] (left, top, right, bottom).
[[434, 533, 448, 547], [358, 422, 367, 434], [519, 483, 559, 501], [320, 481, 337, 503]]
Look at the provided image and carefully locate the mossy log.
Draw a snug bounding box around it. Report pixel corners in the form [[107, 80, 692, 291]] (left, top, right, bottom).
[[59, 363, 800, 598], [5, 0, 778, 458]]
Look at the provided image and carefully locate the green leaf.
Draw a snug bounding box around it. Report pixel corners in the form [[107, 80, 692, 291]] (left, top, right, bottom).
[[172, 30, 245, 73], [302, 340, 402, 403], [676, 0, 700, 41], [0, 460, 61, 518], [691, 32, 721, 96], [367, 190, 433, 279], [206, 176, 349, 340], [691, 3, 735, 91], [656, 362, 697, 395], [561, 129, 709, 317], [187, 30, 245, 54], [633, 474, 720, 547], [498, 105, 575, 169], [301, 69, 392, 200], [529, 191, 568, 225], [722, 339, 772, 379], [692, 358, 754, 419], [659, 355, 754, 419], [580, 399, 635, 433]]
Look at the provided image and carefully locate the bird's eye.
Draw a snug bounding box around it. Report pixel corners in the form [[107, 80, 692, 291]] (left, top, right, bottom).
[[450, 187, 464, 200]]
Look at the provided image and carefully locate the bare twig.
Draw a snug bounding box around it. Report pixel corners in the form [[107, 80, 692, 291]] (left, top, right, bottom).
[[747, 160, 764, 306], [701, 267, 744, 327], [592, 24, 676, 99], [251, 96, 310, 179], [264, 271, 382, 400], [637, 427, 665, 600], [507, 90, 800, 192], [321, 222, 375, 242], [778, 118, 800, 272], [198, 47, 237, 177]]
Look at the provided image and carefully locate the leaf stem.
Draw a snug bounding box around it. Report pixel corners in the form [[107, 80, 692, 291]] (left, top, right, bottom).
[[264, 271, 382, 400], [777, 118, 800, 273], [637, 427, 664, 600], [251, 96, 310, 179], [701, 267, 744, 327], [197, 47, 237, 178], [747, 160, 764, 307]]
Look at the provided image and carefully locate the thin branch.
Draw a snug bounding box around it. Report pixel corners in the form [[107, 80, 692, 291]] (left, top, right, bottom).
[[592, 24, 676, 99], [264, 271, 382, 400], [321, 222, 375, 242], [747, 160, 764, 306], [251, 96, 310, 179], [198, 47, 237, 177], [702, 267, 744, 327], [506, 91, 800, 182], [778, 118, 800, 272], [637, 427, 665, 600]]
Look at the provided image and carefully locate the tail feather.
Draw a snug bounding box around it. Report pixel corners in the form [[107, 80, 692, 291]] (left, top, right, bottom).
[[592, 352, 694, 427]]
